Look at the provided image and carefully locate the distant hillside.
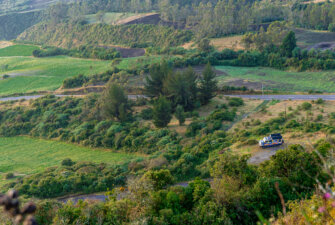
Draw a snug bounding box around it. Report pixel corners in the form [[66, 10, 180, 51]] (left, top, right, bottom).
[[17, 22, 193, 48], [0, 0, 65, 15], [0, 11, 41, 40], [0, 0, 71, 40]]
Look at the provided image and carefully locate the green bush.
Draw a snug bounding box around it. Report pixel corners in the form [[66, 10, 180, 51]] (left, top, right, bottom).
[[61, 158, 75, 167], [140, 108, 153, 120], [316, 98, 325, 104], [301, 102, 312, 111], [5, 173, 14, 180], [228, 97, 244, 107]]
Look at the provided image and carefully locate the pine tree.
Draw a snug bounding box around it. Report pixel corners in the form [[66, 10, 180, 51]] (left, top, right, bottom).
[[101, 82, 130, 122], [163, 67, 198, 111], [145, 61, 171, 98], [199, 63, 217, 105], [175, 105, 185, 125], [281, 31, 297, 58], [153, 96, 172, 128]]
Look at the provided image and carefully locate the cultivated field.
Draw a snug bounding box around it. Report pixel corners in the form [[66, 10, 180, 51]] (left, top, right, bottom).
[[0, 136, 142, 181], [0, 56, 111, 96], [216, 66, 335, 92]]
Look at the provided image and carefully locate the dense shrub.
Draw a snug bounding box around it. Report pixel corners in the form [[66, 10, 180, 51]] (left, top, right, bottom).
[[228, 97, 244, 107], [301, 102, 312, 111], [33, 45, 120, 60], [62, 74, 88, 88], [9, 161, 126, 198], [140, 108, 153, 120]]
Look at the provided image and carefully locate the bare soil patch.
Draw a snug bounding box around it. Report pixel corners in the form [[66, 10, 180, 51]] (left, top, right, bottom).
[[210, 36, 245, 51], [0, 41, 13, 49], [114, 47, 145, 58]]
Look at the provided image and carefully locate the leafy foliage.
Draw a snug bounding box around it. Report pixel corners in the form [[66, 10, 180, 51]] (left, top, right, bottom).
[[153, 96, 172, 128]]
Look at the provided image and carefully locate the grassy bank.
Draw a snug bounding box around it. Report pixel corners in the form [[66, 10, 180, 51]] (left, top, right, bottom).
[[216, 66, 335, 92], [0, 136, 142, 177]]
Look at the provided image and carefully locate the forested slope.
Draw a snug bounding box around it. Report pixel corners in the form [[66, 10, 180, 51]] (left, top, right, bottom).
[[17, 22, 193, 48]]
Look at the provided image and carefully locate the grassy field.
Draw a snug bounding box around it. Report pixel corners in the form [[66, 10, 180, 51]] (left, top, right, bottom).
[[0, 56, 111, 96], [216, 66, 335, 92], [0, 136, 142, 177], [0, 44, 39, 57]]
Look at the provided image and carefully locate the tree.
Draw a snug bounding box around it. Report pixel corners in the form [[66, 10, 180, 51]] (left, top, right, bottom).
[[145, 61, 171, 98], [164, 67, 198, 110], [281, 31, 297, 57], [198, 38, 213, 53], [141, 169, 174, 191], [175, 105, 185, 125], [153, 96, 172, 128], [100, 82, 130, 122], [198, 63, 217, 105]]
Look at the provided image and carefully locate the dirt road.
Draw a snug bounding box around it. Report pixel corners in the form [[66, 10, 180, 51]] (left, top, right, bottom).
[[226, 95, 335, 100], [248, 144, 288, 165]]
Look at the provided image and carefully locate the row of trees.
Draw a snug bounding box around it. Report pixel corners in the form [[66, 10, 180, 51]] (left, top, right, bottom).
[[99, 63, 217, 127]]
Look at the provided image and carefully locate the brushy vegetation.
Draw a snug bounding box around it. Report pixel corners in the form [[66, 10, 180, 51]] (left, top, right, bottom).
[[7, 160, 127, 198], [33, 45, 121, 60], [0, 92, 334, 224]]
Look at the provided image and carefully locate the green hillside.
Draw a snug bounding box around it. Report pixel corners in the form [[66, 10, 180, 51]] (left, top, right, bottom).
[[0, 56, 111, 95]]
